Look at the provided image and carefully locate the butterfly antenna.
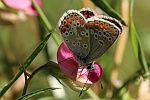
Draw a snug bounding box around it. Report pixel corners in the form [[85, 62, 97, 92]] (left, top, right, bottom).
[[100, 80, 103, 89], [77, 66, 84, 79], [79, 72, 91, 96], [79, 77, 88, 96]]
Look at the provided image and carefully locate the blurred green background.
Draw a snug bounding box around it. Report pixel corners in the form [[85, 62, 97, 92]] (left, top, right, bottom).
[[0, 0, 150, 100]]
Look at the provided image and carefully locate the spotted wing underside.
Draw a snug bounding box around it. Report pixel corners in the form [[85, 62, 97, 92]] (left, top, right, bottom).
[[86, 15, 122, 62], [58, 10, 90, 59]]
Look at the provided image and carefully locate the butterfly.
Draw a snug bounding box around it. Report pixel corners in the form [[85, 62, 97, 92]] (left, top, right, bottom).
[[58, 8, 123, 70]]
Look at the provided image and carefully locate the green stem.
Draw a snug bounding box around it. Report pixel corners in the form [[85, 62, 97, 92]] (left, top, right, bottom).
[[28, 64, 47, 81], [22, 64, 47, 95], [32, 0, 61, 46], [0, 33, 51, 98], [31, 0, 52, 32], [22, 67, 29, 96]]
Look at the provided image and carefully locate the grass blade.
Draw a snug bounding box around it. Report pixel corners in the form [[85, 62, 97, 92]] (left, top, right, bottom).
[[92, 0, 126, 25], [17, 88, 60, 100], [129, 0, 149, 75]]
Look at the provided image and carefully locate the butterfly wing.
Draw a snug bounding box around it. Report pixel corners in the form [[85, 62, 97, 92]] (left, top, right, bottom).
[[86, 16, 123, 62], [58, 10, 91, 62]]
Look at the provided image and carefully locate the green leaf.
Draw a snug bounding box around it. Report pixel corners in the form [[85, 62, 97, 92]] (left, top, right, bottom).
[[42, 61, 67, 86], [91, 0, 126, 25], [17, 88, 60, 100], [26, 61, 66, 87], [129, 0, 149, 75]]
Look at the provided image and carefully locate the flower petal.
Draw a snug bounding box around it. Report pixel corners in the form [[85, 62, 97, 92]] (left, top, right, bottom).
[[24, 0, 42, 16], [57, 42, 79, 81], [4, 0, 31, 10], [76, 63, 102, 84], [3, 0, 42, 16], [57, 42, 102, 84]]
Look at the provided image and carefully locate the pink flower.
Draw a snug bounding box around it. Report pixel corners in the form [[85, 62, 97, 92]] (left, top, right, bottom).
[[57, 42, 102, 85], [3, 0, 42, 16]]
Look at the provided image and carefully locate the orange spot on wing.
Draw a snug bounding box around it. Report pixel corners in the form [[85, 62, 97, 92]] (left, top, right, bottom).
[[88, 22, 94, 28], [83, 13, 88, 19], [79, 19, 85, 25], [60, 28, 66, 33], [74, 16, 78, 20], [109, 28, 113, 32], [99, 24, 104, 29], [66, 19, 71, 23], [104, 26, 108, 30], [63, 19, 72, 27], [63, 21, 68, 27], [113, 32, 117, 36], [70, 16, 75, 20], [94, 21, 99, 28]]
